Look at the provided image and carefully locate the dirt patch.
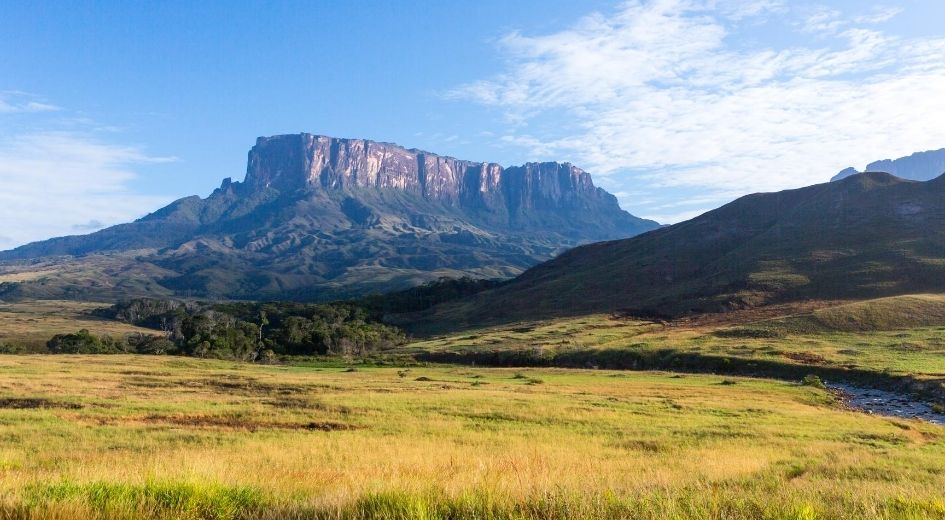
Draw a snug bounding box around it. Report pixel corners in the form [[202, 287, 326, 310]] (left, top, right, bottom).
[[182, 376, 310, 396], [890, 343, 928, 352], [784, 351, 829, 364], [263, 398, 353, 414], [303, 421, 355, 431], [120, 370, 172, 377], [125, 378, 177, 389], [122, 374, 312, 397], [0, 398, 82, 410], [140, 414, 357, 432], [612, 439, 667, 452]]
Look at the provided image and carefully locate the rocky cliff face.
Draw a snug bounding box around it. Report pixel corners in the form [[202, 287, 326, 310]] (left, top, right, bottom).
[[0, 133, 659, 301], [243, 134, 617, 220]]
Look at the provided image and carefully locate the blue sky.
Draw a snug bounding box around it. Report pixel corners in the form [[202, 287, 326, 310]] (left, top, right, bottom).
[[2, 0, 945, 249]]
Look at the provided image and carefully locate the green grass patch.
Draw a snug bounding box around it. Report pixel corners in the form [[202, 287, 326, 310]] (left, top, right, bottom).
[[24, 481, 266, 519]]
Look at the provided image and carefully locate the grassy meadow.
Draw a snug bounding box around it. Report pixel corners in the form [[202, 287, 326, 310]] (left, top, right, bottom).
[[0, 300, 155, 352], [0, 297, 942, 518], [406, 295, 945, 390], [0, 355, 942, 519]]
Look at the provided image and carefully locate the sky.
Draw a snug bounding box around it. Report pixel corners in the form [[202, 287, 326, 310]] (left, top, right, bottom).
[[2, 0, 945, 249]]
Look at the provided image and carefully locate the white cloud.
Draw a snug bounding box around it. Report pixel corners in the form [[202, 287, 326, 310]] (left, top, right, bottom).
[[0, 100, 60, 114], [0, 132, 174, 250], [0, 92, 61, 114], [449, 0, 945, 222], [854, 6, 903, 25]]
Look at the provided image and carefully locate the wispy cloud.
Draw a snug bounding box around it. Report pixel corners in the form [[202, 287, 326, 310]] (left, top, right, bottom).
[[0, 131, 175, 250], [449, 0, 945, 222], [854, 5, 903, 25], [0, 92, 61, 114]]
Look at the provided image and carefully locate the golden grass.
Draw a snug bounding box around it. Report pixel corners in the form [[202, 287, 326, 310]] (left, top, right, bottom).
[[0, 300, 153, 350], [812, 294, 945, 331], [0, 355, 942, 518], [405, 299, 945, 382], [0, 270, 57, 283]]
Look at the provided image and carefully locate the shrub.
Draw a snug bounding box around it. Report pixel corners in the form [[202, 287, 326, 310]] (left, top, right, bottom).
[[47, 330, 126, 354], [259, 349, 277, 364], [0, 343, 24, 354], [932, 403, 945, 414], [802, 374, 827, 390], [126, 334, 177, 355]]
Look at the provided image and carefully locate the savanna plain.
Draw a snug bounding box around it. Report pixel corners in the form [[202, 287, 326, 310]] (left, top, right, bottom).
[[0, 298, 943, 519]]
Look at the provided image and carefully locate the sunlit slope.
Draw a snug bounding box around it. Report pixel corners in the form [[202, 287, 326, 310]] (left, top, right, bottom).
[[809, 294, 945, 332]]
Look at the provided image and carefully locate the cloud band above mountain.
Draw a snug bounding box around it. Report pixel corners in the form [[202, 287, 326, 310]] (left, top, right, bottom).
[[449, 0, 945, 222]]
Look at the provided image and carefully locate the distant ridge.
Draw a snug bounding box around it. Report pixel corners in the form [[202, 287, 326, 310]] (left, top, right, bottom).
[[418, 171, 945, 329], [832, 148, 945, 182], [0, 133, 658, 301]]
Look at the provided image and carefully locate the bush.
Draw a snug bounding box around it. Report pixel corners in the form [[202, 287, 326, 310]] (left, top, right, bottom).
[[0, 343, 24, 354], [932, 403, 945, 414], [127, 334, 177, 355], [47, 330, 126, 354], [259, 349, 277, 364], [802, 374, 827, 390]]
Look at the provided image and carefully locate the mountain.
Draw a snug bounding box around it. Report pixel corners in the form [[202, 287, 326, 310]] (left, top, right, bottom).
[[417, 172, 945, 329], [0, 133, 658, 301], [831, 148, 945, 181]]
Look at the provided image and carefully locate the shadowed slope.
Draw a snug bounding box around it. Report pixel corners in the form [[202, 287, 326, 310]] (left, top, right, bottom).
[[416, 172, 945, 330]]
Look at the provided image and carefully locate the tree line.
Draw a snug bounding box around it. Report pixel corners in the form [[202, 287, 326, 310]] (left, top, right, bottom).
[[68, 300, 407, 360], [48, 276, 502, 360]]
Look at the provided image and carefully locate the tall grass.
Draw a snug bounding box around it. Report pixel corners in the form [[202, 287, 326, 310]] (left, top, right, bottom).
[[17, 481, 265, 520], [0, 355, 942, 519], [5, 484, 945, 519]]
